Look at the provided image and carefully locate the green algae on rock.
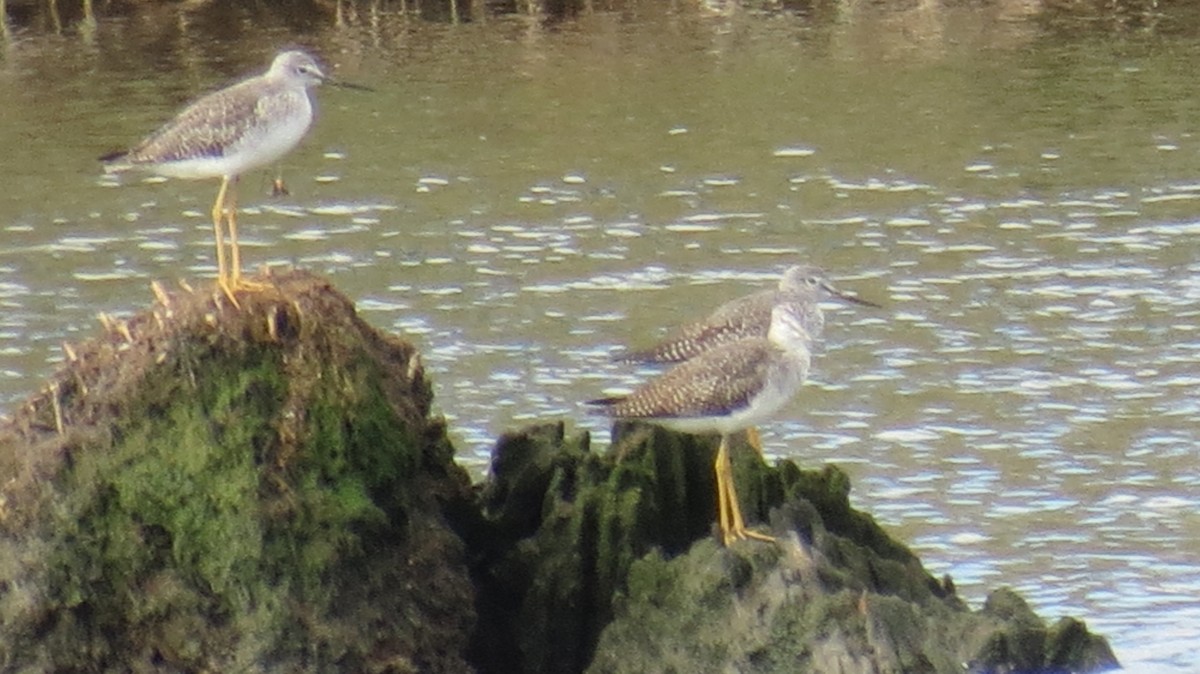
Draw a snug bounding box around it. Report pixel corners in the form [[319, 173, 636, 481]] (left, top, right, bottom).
[[466, 422, 721, 673], [470, 422, 1120, 674], [0, 272, 1119, 674], [0, 271, 476, 673]]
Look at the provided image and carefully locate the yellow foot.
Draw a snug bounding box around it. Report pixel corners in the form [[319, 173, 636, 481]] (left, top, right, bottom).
[[232, 276, 275, 293], [219, 275, 277, 309], [721, 526, 777, 547], [218, 278, 242, 310], [714, 435, 777, 547], [219, 275, 281, 309]]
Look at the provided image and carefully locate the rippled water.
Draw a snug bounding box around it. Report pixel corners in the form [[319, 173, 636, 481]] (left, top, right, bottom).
[[2, 2, 1199, 670]]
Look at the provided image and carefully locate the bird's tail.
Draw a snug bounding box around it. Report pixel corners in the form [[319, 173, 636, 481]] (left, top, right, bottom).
[[584, 396, 625, 408], [98, 150, 132, 173]]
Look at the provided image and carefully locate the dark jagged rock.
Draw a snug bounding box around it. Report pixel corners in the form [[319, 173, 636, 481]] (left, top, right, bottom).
[[471, 423, 1119, 674], [0, 271, 476, 673], [464, 422, 720, 674], [0, 272, 1119, 674]]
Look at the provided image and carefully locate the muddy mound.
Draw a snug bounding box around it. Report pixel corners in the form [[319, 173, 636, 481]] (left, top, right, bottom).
[[0, 271, 1118, 674], [0, 271, 475, 673]]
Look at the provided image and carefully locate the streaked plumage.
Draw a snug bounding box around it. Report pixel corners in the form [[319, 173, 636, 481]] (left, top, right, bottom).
[[100, 51, 331, 301], [614, 264, 877, 364], [589, 332, 809, 434], [588, 304, 813, 546], [101, 51, 324, 179]]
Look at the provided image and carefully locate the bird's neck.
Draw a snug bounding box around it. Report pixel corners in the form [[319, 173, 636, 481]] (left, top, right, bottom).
[[767, 319, 809, 350]]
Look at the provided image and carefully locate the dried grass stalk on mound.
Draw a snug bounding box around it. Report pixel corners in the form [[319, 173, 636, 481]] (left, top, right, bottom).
[[0, 270, 476, 674]]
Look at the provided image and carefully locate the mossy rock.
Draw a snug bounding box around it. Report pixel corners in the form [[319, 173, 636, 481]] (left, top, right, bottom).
[[0, 271, 1121, 674], [470, 422, 1119, 674], [0, 271, 475, 673]]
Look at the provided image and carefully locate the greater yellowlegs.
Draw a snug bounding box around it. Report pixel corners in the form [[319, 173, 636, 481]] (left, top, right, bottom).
[[100, 50, 366, 301], [615, 264, 878, 364], [588, 304, 813, 546]]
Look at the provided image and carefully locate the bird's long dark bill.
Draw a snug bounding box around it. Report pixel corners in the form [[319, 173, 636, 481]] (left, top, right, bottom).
[[824, 283, 882, 308], [327, 78, 374, 92]]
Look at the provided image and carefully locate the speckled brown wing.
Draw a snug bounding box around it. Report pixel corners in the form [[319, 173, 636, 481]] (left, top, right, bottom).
[[615, 290, 777, 364], [592, 338, 776, 419], [122, 77, 281, 164]]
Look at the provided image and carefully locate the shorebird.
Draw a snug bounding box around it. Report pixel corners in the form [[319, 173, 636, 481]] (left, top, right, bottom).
[[614, 264, 878, 364], [612, 265, 878, 452], [588, 303, 813, 546], [100, 50, 368, 302]]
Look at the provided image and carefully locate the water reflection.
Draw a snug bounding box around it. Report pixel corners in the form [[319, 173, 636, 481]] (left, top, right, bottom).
[[3, 2, 1200, 671]]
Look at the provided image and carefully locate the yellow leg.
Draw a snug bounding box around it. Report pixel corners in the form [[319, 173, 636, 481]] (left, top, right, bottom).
[[211, 177, 242, 308], [225, 176, 273, 296], [272, 166, 290, 197], [745, 426, 762, 456], [211, 176, 230, 285], [715, 436, 733, 542], [715, 435, 776, 546], [226, 177, 241, 286]]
